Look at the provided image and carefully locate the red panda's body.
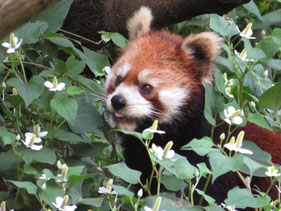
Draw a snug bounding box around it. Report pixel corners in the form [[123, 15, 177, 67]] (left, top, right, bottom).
[[104, 6, 281, 207]]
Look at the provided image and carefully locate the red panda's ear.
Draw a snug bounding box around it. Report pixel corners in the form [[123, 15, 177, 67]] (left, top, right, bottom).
[[127, 6, 153, 40], [182, 32, 223, 63]]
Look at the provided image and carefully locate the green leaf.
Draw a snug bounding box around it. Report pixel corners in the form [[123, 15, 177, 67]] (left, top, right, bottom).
[[67, 174, 95, 190], [195, 189, 215, 206], [8, 180, 37, 195], [209, 151, 243, 183], [99, 31, 128, 48], [161, 175, 186, 191], [210, 14, 238, 38], [23, 164, 39, 176], [259, 81, 281, 111], [267, 59, 281, 71], [38, 0, 73, 32], [7, 76, 44, 107], [197, 162, 212, 177], [21, 148, 56, 165], [247, 113, 271, 130], [112, 185, 134, 198], [114, 129, 143, 141], [47, 36, 75, 49], [54, 129, 86, 144], [182, 137, 216, 156], [0, 127, 16, 145], [51, 97, 78, 125], [243, 0, 263, 21], [71, 143, 107, 158], [215, 69, 226, 93], [0, 150, 18, 172], [82, 46, 110, 76], [107, 162, 141, 184], [204, 83, 224, 126], [65, 56, 86, 76], [78, 198, 104, 207], [225, 187, 271, 208], [67, 86, 84, 95], [15, 21, 48, 44], [39, 180, 63, 209]]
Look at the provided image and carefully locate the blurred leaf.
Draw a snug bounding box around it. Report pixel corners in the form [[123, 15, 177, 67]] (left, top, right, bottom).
[[243, 0, 262, 21], [267, 59, 281, 71], [39, 180, 63, 209], [51, 97, 78, 125], [215, 69, 226, 93], [15, 21, 48, 44], [71, 142, 107, 157], [47, 35, 75, 49], [8, 180, 37, 195], [210, 14, 238, 37], [21, 148, 56, 165], [78, 198, 104, 207], [0, 150, 18, 172], [255, 9, 281, 29], [182, 137, 216, 156], [209, 151, 243, 183], [0, 127, 16, 145], [107, 162, 141, 184], [82, 46, 110, 76], [114, 129, 143, 141], [161, 175, 186, 191], [195, 189, 215, 206], [259, 81, 281, 111], [23, 164, 39, 176], [7, 76, 44, 107], [67, 174, 95, 190], [67, 86, 84, 95], [197, 162, 212, 177], [225, 187, 270, 208], [204, 83, 224, 126], [112, 185, 134, 198], [99, 31, 128, 48], [65, 55, 86, 76], [247, 113, 271, 130], [38, 0, 73, 32], [54, 129, 87, 144]]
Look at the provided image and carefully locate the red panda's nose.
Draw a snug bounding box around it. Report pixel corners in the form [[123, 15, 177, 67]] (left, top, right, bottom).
[[111, 95, 126, 111]]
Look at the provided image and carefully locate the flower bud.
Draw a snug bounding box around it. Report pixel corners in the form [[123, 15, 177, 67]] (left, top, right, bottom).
[[52, 77, 58, 88], [9, 33, 16, 48], [220, 133, 225, 141], [163, 141, 173, 159], [106, 179, 113, 192], [1, 201, 6, 211], [61, 195, 69, 209], [229, 136, 235, 145], [34, 124, 41, 137], [28, 135, 37, 147], [57, 160, 62, 169], [16, 134, 20, 141], [12, 88, 17, 95], [1, 82, 6, 89], [250, 101, 256, 108], [152, 196, 162, 211], [152, 120, 158, 130], [62, 165, 68, 180], [241, 23, 253, 37], [137, 188, 143, 198], [236, 131, 245, 149], [42, 182, 46, 190]]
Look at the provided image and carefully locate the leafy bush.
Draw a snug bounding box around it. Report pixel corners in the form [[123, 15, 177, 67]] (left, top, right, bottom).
[[0, 0, 280, 210]]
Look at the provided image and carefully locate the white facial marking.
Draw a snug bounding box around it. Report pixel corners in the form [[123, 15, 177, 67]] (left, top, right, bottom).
[[107, 84, 153, 118], [138, 69, 160, 87], [159, 87, 188, 123], [117, 62, 131, 77]]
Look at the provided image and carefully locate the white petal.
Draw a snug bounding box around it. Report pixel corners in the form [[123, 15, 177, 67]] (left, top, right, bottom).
[[2, 42, 11, 48], [33, 137, 42, 143], [25, 132, 35, 138], [56, 196, 64, 208], [237, 148, 253, 154], [224, 118, 231, 125], [57, 83, 65, 91], [64, 205, 77, 211], [44, 81, 54, 88], [49, 88, 58, 91], [227, 106, 236, 115], [30, 144, 43, 151], [98, 187, 109, 194], [224, 143, 236, 151], [232, 116, 243, 125], [165, 150, 175, 159], [14, 37, 19, 44], [7, 48, 16, 54], [15, 39, 23, 49], [39, 131, 48, 137]]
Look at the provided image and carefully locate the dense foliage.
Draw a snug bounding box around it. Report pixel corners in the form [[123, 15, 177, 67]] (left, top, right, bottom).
[[0, 0, 280, 210]]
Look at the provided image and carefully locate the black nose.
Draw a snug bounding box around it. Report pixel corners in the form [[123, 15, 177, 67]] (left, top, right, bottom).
[[111, 95, 126, 110]]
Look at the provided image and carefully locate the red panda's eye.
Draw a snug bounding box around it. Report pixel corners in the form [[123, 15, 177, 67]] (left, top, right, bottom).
[[140, 84, 153, 94], [115, 76, 122, 86]]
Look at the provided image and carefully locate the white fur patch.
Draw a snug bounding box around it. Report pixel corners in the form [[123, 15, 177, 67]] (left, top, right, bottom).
[[158, 87, 188, 123], [138, 69, 160, 87], [117, 62, 131, 77], [107, 84, 153, 118]]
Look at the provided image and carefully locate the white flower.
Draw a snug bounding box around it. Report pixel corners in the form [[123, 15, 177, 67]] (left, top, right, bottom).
[[44, 77, 65, 92], [220, 133, 225, 141], [144, 206, 153, 211], [264, 70, 268, 78], [52, 196, 77, 211], [143, 128, 165, 134], [38, 173, 50, 181], [98, 186, 116, 195], [137, 188, 143, 197], [224, 131, 252, 155], [236, 23, 255, 39], [21, 135, 43, 151], [150, 143, 175, 160], [2, 33, 22, 54], [265, 166, 281, 177], [224, 106, 243, 125], [104, 66, 111, 75], [250, 101, 256, 108], [225, 87, 234, 98], [234, 49, 254, 62], [221, 203, 238, 211]]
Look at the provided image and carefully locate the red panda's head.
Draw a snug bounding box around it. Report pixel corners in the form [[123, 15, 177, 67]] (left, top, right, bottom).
[[105, 7, 223, 131]]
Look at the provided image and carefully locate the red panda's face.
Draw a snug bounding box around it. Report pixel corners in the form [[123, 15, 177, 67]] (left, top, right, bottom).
[[104, 7, 222, 131]]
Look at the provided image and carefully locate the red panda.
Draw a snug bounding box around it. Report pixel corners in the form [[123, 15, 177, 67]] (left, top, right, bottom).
[[104, 6, 281, 206]]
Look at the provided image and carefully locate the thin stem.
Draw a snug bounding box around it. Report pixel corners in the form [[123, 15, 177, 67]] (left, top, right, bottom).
[[59, 29, 103, 45]]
